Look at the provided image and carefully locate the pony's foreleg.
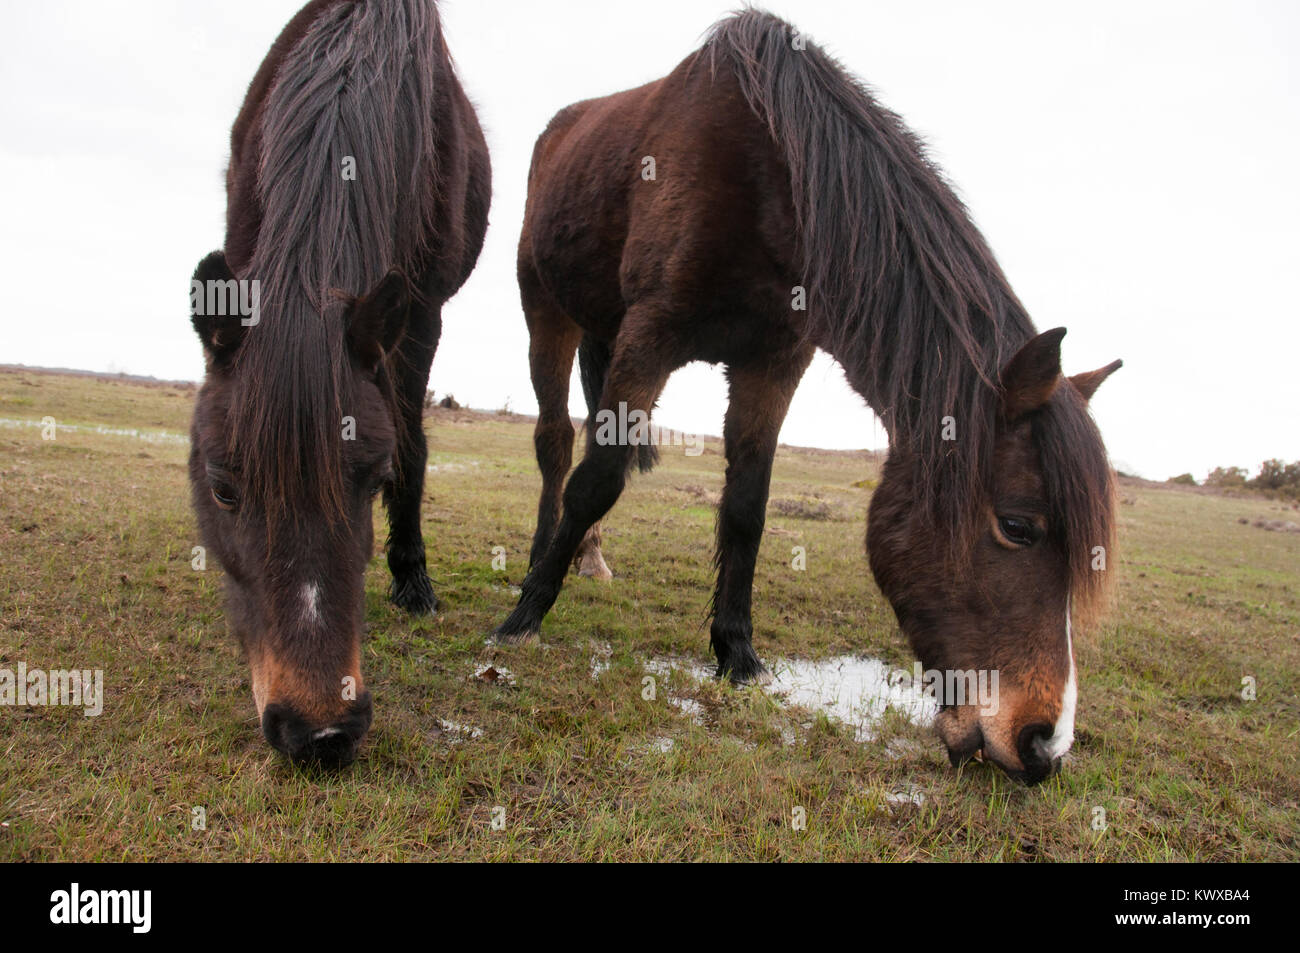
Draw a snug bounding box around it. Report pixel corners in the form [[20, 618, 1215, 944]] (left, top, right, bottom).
[[710, 349, 812, 683], [384, 300, 441, 615], [495, 324, 675, 641]]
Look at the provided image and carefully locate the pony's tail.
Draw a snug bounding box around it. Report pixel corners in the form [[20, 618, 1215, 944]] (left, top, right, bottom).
[[578, 334, 658, 473], [231, 0, 443, 521]]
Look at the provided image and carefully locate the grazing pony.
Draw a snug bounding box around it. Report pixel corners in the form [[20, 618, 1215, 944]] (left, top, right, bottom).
[[188, 0, 489, 767], [498, 9, 1120, 784]]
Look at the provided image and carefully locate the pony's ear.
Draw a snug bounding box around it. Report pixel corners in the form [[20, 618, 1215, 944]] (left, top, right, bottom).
[[999, 327, 1066, 421], [1068, 359, 1123, 402], [346, 271, 410, 373], [190, 250, 247, 366]]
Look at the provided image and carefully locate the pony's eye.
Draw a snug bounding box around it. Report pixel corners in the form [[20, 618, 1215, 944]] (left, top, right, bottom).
[[997, 515, 1038, 547], [367, 470, 394, 499], [211, 482, 238, 511]]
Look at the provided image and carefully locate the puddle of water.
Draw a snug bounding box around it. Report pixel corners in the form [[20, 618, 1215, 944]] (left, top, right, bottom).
[[645, 656, 714, 683], [0, 417, 189, 445], [767, 656, 937, 743], [645, 652, 936, 744], [644, 656, 714, 727], [426, 460, 481, 475]]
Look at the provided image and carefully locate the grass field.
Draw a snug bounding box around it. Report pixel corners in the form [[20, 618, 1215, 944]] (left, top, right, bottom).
[[1, 366, 1297, 861]]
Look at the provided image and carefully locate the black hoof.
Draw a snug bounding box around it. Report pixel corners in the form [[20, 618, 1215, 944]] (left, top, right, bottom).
[[716, 658, 771, 686], [390, 570, 438, 615], [492, 628, 540, 646], [707, 616, 764, 686], [712, 630, 769, 685], [492, 603, 543, 644]]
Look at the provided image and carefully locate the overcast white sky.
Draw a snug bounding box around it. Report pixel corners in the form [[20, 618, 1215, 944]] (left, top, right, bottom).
[[2, 0, 1297, 480]]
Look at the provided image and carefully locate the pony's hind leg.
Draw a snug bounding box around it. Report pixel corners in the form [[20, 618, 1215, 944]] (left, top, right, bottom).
[[573, 523, 612, 580], [710, 348, 813, 683], [525, 290, 616, 581], [496, 315, 679, 642], [385, 294, 442, 615], [523, 274, 584, 570]]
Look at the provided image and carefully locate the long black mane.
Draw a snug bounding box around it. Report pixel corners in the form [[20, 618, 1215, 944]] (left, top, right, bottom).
[[229, 0, 445, 522]]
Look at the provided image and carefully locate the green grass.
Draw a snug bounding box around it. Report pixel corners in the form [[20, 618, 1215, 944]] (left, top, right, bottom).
[[0, 368, 1296, 861]]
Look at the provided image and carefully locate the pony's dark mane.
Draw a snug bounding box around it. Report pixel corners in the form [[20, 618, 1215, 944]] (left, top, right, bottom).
[[706, 8, 1114, 618], [230, 0, 444, 522]]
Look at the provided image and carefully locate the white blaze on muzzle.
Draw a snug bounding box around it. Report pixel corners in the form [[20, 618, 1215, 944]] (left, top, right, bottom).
[[1034, 606, 1077, 762]]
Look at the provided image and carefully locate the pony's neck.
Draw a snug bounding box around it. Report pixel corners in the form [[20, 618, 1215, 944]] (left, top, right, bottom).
[[825, 282, 1032, 453]]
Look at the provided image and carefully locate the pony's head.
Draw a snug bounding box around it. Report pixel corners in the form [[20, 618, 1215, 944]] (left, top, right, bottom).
[[188, 250, 410, 768], [868, 328, 1120, 784]]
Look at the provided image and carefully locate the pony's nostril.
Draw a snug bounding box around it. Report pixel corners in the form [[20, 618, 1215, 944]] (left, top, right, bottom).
[[1018, 722, 1053, 754], [1016, 722, 1057, 784], [260, 702, 304, 757], [299, 727, 358, 769]]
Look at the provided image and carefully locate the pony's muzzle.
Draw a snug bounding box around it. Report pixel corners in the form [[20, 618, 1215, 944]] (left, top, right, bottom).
[[939, 714, 1062, 785], [260, 691, 373, 769]]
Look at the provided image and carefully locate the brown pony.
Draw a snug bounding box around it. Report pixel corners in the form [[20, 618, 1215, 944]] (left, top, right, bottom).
[[497, 9, 1121, 784], [188, 0, 488, 767]]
